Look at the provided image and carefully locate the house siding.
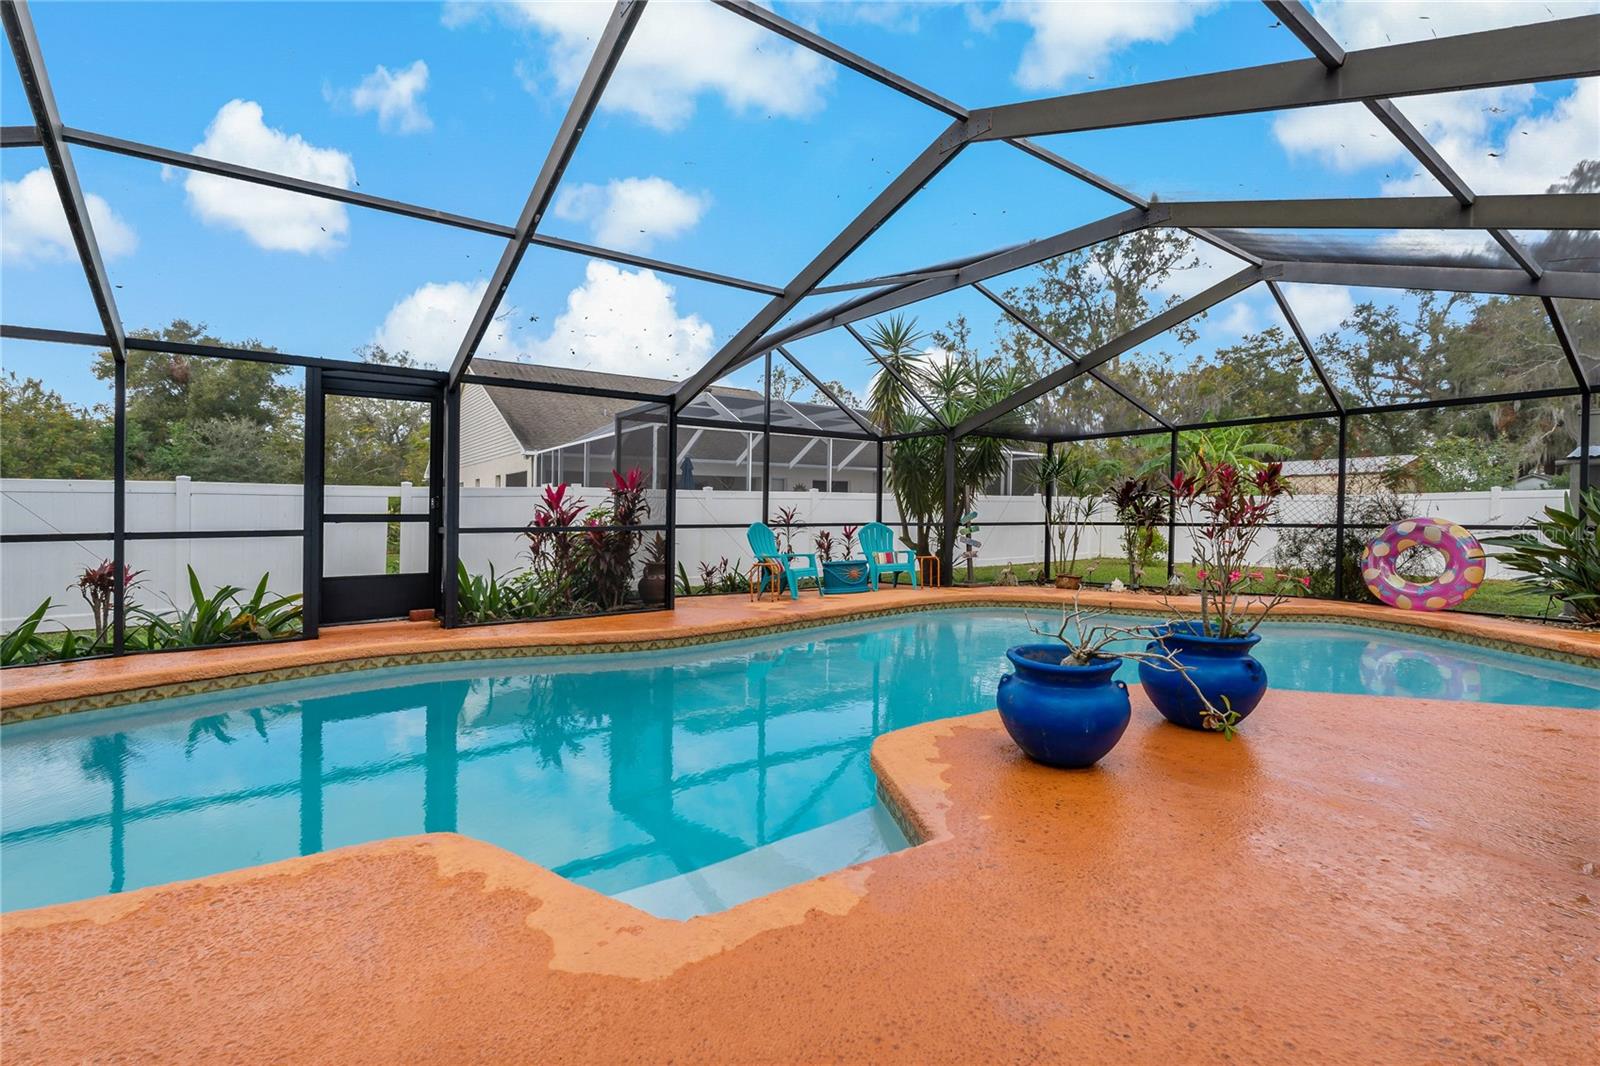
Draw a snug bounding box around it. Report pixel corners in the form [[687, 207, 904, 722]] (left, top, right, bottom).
[[459, 384, 529, 487]]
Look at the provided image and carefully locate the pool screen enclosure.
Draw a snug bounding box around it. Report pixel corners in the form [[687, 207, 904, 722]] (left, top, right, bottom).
[[1, 0, 1596, 659]]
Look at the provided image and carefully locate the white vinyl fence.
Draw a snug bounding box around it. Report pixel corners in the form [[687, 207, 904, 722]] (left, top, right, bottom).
[[1, 477, 1566, 628]]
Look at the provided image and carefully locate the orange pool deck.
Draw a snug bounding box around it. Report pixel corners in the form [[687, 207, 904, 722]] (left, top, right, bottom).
[[2, 589, 1597, 1063], [3, 687, 1595, 1064], [3, 585, 1597, 718]]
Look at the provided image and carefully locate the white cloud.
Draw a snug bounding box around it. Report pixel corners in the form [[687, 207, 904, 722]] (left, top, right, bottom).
[[552, 176, 709, 252], [991, 0, 1219, 90], [450, 1, 834, 130], [1, 166, 137, 266], [185, 100, 356, 254], [1380, 79, 1600, 196], [1276, 283, 1354, 338], [1274, 3, 1599, 192], [374, 279, 505, 366], [328, 60, 432, 134], [527, 260, 715, 377], [1309, 0, 1597, 49], [375, 261, 715, 376]]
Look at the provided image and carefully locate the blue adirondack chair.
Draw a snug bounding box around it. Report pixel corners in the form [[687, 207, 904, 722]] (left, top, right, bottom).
[[859, 522, 919, 590], [746, 522, 823, 599]]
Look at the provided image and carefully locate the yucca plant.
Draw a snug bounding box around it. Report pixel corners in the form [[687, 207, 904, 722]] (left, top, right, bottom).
[[1484, 488, 1600, 623]]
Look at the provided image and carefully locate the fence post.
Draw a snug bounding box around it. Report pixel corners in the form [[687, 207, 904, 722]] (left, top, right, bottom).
[[1042, 441, 1054, 580], [1166, 431, 1178, 582], [941, 433, 956, 586], [664, 403, 678, 610], [113, 358, 126, 654], [442, 384, 461, 627], [761, 351, 772, 525], [1580, 389, 1593, 520], [1334, 413, 1349, 600], [174, 475, 192, 584], [875, 440, 885, 523]]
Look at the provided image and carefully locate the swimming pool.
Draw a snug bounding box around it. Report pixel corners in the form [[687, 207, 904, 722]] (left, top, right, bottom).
[[3, 609, 1595, 915]]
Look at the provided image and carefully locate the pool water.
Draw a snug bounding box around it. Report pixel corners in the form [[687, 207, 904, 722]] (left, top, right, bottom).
[[3, 610, 1596, 914]]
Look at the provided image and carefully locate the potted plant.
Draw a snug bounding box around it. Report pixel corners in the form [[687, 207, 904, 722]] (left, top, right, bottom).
[[638, 533, 668, 604], [999, 596, 1232, 768], [1139, 460, 1300, 733]]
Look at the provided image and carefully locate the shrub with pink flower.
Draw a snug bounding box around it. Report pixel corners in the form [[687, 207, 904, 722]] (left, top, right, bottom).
[[1170, 458, 1300, 638]]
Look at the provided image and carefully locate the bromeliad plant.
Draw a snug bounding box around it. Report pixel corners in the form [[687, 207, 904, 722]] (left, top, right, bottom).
[[1170, 459, 1302, 638], [127, 567, 302, 649], [1484, 487, 1600, 623]]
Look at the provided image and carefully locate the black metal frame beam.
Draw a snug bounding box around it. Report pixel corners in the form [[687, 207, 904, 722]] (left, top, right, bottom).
[[843, 323, 948, 429], [672, 119, 975, 407], [749, 206, 1163, 354], [1266, 280, 1343, 413], [775, 345, 879, 437], [0, 122, 40, 146], [967, 16, 1600, 140], [1270, 260, 1599, 300], [56, 127, 781, 296], [1264, 1, 1545, 280], [1160, 194, 1596, 231], [953, 265, 1272, 437], [447, 0, 647, 387], [2, 0, 125, 363], [970, 281, 1170, 430]]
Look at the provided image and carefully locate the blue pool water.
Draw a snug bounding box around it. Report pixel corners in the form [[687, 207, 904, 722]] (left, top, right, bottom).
[[2, 610, 1595, 914]]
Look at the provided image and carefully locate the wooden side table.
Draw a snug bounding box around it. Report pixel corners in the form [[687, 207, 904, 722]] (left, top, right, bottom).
[[916, 555, 941, 587], [748, 560, 784, 601]]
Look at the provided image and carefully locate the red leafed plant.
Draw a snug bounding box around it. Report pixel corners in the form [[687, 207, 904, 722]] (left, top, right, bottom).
[[75, 560, 142, 647], [1170, 459, 1302, 638], [524, 483, 587, 611], [841, 524, 859, 560], [584, 468, 652, 609]]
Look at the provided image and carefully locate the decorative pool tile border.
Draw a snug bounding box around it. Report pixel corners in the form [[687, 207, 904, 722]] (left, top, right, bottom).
[[4, 598, 1594, 725]]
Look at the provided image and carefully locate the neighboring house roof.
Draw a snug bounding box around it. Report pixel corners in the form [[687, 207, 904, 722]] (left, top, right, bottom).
[[1556, 444, 1600, 466], [470, 359, 761, 454], [1279, 455, 1419, 478]]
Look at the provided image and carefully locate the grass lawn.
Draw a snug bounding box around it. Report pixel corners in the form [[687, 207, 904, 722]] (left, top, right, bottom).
[[952, 557, 1560, 621]]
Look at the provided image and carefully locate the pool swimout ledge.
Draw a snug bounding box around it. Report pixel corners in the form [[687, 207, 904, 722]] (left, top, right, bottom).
[[2, 586, 1597, 722], [3, 689, 1594, 1063]]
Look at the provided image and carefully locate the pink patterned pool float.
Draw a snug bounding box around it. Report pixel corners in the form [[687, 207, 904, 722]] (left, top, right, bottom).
[[1361, 517, 1485, 611]]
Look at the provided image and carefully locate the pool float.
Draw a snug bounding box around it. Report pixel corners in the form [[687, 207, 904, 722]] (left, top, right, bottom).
[[1361, 517, 1484, 611]]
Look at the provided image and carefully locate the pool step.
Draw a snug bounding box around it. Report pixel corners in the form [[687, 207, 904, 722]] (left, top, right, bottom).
[[612, 805, 908, 920]]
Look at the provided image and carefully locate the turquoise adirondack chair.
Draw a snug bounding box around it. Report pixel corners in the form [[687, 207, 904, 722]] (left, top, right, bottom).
[[859, 522, 919, 591], [747, 522, 823, 599]]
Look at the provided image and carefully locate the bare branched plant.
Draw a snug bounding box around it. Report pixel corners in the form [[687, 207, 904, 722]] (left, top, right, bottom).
[[1023, 592, 1242, 737]]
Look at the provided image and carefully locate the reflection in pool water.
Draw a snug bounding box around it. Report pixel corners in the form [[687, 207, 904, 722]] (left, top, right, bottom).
[[2, 610, 1595, 913]]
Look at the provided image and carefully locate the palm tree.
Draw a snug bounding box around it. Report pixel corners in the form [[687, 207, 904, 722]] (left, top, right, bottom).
[[869, 324, 1029, 580], [864, 314, 928, 432]]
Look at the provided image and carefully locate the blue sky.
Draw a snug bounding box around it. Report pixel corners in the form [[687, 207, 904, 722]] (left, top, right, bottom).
[[2, 0, 1595, 408]]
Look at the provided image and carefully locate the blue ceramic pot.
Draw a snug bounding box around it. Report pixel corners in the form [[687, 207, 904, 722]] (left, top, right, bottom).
[[1137, 621, 1268, 731], [997, 645, 1131, 768]]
